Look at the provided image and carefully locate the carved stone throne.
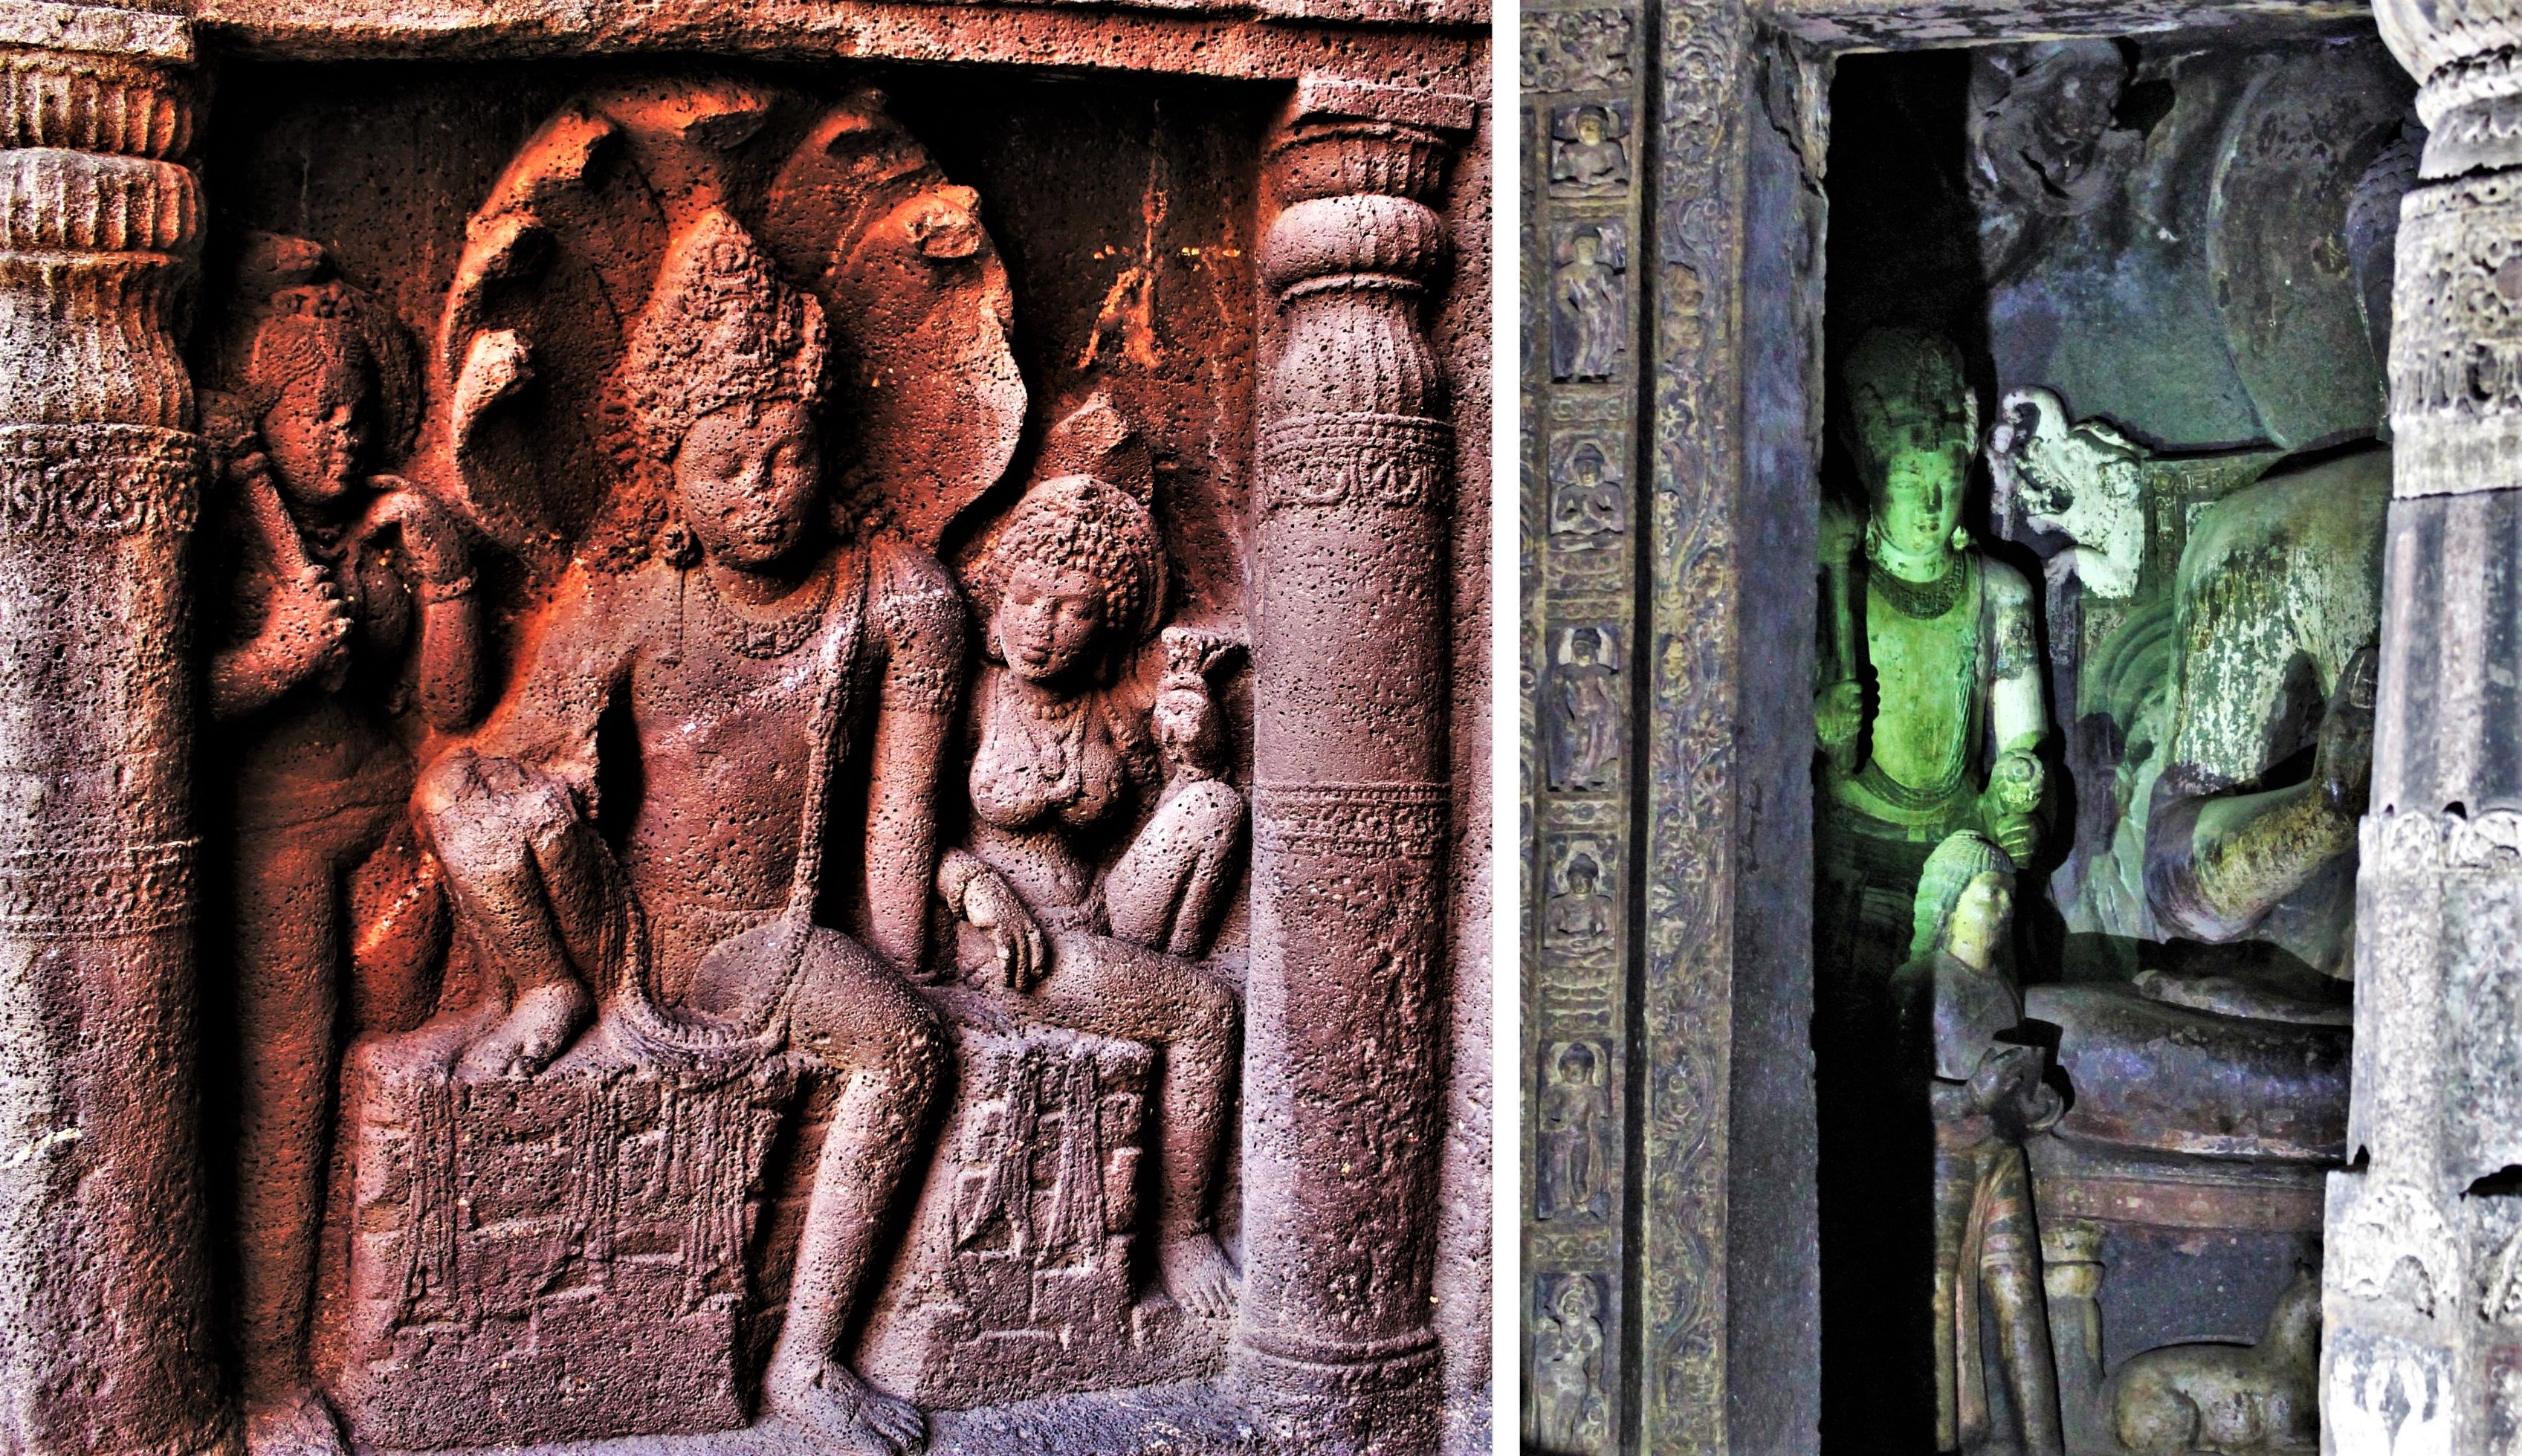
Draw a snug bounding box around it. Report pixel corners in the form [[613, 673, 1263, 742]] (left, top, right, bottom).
[[333, 1020, 801, 1449], [328, 991, 1215, 1448], [856, 989, 1220, 1408]]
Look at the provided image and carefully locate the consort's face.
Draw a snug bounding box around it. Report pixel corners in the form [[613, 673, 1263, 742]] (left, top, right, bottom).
[[1876, 443, 1968, 557], [264, 372, 370, 506], [997, 560, 1107, 685], [676, 401, 821, 572]]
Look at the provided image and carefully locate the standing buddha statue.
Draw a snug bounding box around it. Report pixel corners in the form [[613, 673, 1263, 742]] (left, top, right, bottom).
[[1817, 328, 2050, 995], [1812, 329, 2052, 1446]]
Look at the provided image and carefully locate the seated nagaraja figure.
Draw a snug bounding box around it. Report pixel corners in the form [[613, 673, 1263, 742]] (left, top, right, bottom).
[[201, 234, 486, 1456], [941, 456, 1245, 1315], [1892, 832, 2066, 1456], [413, 208, 999, 1455], [1816, 328, 2049, 994]]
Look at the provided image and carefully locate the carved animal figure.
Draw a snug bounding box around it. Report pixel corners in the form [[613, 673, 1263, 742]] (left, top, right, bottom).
[[2108, 1272, 2321, 1455]]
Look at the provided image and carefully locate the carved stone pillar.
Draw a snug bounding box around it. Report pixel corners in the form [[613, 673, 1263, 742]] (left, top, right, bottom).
[[2330, 2, 2522, 1446], [1237, 77, 1472, 1453], [0, 4, 222, 1452]]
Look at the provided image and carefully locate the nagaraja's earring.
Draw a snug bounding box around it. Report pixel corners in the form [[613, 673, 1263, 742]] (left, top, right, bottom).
[[1950, 525, 1970, 551]]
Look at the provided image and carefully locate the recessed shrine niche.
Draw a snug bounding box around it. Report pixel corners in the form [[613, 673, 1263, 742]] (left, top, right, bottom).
[[149, 51, 1487, 1456], [1812, 31, 2406, 1455]]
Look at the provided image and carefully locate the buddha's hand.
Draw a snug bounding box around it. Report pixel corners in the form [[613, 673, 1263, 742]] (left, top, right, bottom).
[[367, 478, 473, 592], [960, 864, 1047, 991], [2315, 644, 2379, 819], [1814, 679, 1864, 751]]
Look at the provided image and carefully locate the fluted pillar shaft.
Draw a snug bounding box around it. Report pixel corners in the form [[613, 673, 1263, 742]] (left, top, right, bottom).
[[0, 4, 222, 1452], [2327, 3, 2522, 1447], [1235, 79, 1469, 1455]]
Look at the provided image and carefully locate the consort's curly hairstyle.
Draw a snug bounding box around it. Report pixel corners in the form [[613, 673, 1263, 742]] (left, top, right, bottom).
[[1909, 829, 2014, 962], [621, 209, 828, 466], [976, 472, 1167, 653]]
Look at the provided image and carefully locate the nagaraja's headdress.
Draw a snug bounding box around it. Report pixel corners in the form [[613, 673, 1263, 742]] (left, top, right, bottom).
[[621, 208, 830, 466]]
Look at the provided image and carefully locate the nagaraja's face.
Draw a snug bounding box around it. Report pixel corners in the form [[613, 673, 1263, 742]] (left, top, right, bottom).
[[675, 401, 822, 572]]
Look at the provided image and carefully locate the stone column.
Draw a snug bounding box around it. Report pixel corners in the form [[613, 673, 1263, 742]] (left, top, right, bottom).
[[1235, 77, 1472, 1454], [0, 4, 224, 1452], [2329, 2, 2522, 1448]]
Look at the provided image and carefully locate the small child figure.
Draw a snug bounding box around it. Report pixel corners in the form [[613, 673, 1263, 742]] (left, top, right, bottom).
[[1892, 830, 2067, 1456]]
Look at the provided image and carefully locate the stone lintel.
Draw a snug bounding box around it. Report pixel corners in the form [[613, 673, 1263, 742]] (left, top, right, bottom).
[[0, 0, 188, 62], [1288, 75, 1478, 133]]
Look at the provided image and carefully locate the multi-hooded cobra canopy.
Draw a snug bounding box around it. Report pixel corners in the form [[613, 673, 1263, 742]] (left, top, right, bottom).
[[420, 78, 1027, 574]]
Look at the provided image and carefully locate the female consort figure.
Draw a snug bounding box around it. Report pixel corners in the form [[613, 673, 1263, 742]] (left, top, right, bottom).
[[413, 209, 969, 1455], [1892, 832, 2067, 1456], [938, 466, 1246, 1316], [201, 234, 487, 1456]]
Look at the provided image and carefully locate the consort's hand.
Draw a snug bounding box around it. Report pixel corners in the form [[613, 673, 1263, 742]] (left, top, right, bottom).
[[963, 867, 1047, 991]]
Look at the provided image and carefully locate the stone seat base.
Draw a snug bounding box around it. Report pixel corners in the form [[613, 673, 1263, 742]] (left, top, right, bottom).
[[855, 986, 1226, 1408], [331, 1017, 798, 1451], [2026, 980, 2349, 1165]]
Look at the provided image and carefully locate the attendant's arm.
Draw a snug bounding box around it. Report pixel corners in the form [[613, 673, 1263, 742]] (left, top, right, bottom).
[[369, 482, 485, 732], [1980, 563, 2049, 860], [207, 459, 353, 721]]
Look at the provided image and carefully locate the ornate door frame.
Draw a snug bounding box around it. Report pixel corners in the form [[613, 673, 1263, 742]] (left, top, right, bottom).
[[1521, 0, 2381, 1448]]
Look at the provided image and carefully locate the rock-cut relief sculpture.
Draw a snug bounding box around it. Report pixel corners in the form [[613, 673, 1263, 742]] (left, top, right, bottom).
[[198, 233, 488, 1456], [1814, 329, 2049, 998], [293, 81, 1043, 1456], [947, 415, 1243, 1299], [855, 400, 1249, 1405], [1992, 384, 2384, 982], [1811, 328, 2050, 1444], [401, 204, 957, 1454]]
